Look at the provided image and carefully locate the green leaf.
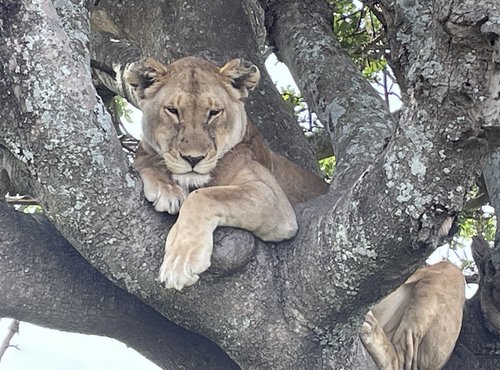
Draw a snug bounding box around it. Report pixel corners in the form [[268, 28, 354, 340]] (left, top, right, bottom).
[[113, 96, 134, 123], [21, 204, 43, 214], [319, 156, 336, 181]]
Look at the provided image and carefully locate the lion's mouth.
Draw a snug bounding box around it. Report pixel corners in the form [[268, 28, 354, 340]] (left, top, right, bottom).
[[165, 155, 216, 176]]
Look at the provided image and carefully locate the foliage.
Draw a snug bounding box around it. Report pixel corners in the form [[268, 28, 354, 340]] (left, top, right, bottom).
[[281, 86, 305, 111], [330, 0, 387, 80], [19, 204, 43, 214], [443, 184, 497, 277], [330, 0, 401, 110], [457, 184, 496, 243], [319, 156, 336, 182], [280, 86, 320, 131], [111, 96, 133, 123]]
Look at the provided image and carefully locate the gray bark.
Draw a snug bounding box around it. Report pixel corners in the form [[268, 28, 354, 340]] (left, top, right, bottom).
[[265, 4, 499, 365], [0, 203, 238, 369], [484, 149, 500, 256], [267, 0, 396, 188], [0, 0, 499, 369]]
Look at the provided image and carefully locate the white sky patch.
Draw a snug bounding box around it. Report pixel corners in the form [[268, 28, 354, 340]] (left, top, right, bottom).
[[427, 240, 478, 299], [120, 105, 143, 140], [0, 320, 161, 370], [265, 54, 300, 92]]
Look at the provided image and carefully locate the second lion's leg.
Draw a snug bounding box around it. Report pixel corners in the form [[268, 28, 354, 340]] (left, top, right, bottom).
[[360, 311, 398, 370]]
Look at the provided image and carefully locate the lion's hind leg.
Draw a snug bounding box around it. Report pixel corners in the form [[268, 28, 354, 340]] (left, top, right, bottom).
[[366, 262, 465, 370], [361, 310, 399, 370], [361, 286, 425, 370]]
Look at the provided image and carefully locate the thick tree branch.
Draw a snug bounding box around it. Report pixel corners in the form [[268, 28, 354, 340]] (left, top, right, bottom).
[[267, 0, 395, 186], [263, 5, 499, 367], [1, 1, 498, 369], [484, 148, 500, 250], [0, 203, 239, 369]]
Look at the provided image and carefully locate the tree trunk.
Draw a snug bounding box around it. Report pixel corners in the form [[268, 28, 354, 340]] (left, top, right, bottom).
[[0, 0, 498, 368]]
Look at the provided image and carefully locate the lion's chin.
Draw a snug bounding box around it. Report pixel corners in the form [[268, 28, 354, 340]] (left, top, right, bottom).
[[172, 173, 211, 189]]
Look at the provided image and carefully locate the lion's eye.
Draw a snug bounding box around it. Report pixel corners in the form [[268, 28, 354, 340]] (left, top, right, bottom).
[[209, 109, 223, 118], [165, 107, 179, 116]]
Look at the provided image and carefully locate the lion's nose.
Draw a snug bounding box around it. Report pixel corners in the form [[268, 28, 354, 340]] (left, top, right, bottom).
[[181, 154, 205, 167]]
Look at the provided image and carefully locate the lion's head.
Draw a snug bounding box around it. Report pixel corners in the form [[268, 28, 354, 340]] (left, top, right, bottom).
[[126, 57, 260, 189]]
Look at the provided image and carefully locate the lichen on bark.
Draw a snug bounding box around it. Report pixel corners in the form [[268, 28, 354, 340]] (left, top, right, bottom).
[[0, 0, 498, 368]]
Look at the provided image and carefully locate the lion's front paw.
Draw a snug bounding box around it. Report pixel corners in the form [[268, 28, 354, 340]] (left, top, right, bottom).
[[143, 178, 187, 214], [158, 223, 213, 290]]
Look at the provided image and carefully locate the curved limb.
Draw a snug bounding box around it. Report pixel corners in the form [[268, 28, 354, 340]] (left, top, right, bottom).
[[159, 160, 297, 290]]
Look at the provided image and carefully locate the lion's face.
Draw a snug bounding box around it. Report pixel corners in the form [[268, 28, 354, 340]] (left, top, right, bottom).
[[127, 57, 260, 189]]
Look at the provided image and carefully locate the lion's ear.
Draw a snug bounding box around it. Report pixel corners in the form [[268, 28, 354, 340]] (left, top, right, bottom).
[[125, 58, 169, 100], [220, 59, 260, 98]]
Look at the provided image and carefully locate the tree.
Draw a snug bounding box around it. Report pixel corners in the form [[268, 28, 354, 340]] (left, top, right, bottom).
[[0, 0, 499, 368]]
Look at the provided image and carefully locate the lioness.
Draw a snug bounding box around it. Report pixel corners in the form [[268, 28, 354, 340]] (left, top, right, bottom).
[[360, 261, 465, 370], [126, 56, 465, 369], [126, 56, 328, 290]]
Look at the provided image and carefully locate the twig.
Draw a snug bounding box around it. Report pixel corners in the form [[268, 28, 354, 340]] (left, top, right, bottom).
[[4, 194, 39, 205], [336, 9, 363, 22], [465, 274, 480, 284], [354, 8, 365, 34], [383, 67, 390, 110], [0, 320, 19, 361]]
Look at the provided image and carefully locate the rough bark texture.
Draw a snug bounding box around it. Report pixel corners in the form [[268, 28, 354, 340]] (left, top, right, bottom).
[[0, 203, 239, 369], [265, 2, 500, 367], [482, 150, 500, 340], [0, 0, 499, 369], [267, 0, 396, 187]]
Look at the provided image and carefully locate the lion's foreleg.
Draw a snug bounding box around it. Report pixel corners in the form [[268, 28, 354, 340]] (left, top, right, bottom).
[[134, 142, 188, 214], [158, 163, 297, 290]]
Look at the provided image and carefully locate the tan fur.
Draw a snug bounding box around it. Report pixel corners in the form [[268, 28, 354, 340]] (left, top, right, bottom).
[[360, 262, 466, 370], [126, 56, 328, 290]]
